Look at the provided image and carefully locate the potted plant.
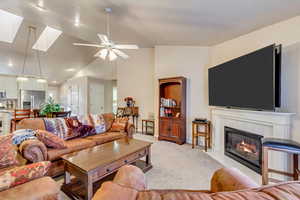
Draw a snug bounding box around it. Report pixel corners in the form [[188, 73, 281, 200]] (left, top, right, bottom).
[[40, 97, 61, 117]]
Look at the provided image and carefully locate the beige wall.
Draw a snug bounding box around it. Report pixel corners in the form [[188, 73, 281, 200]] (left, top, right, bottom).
[[117, 48, 155, 131], [87, 77, 114, 113], [154, 46, 211, 143], [210, 15, 300, 142]]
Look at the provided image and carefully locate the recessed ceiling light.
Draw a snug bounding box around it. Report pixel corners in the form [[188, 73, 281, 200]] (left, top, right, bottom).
[[74, 15, 80, 27], [37, 78, 47, 83], [52, 80, 57, 84], [38, 0, 44, 7], [8, 61, 13, 67], [16, 77, 29, 82], [65, 68, 76, 72], [32, 26, 62, 52], [35, 0, 46, 11], [0, 9, 23, 43]]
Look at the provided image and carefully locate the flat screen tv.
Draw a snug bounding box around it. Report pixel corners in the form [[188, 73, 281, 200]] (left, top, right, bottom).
[[209, 44, 281, 111]]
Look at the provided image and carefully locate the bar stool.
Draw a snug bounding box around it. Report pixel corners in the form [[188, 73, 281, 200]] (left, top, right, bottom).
[[262, 138, 300, 185]]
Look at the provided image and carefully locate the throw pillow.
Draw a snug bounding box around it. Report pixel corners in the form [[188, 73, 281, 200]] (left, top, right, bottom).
[[35, 130, 67, 149], [110, 117, 129, 132], [12, 129, 37, 145], [0, 161, 51, 192], [89, 114, 106, 134], [102, 113, 115, 131], [75, 125, 96, 137], [0, 135, 18, 169], [43, 118, 72, 140]]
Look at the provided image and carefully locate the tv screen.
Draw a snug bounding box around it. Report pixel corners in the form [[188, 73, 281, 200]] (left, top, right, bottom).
[[209, 44, 281, 111]]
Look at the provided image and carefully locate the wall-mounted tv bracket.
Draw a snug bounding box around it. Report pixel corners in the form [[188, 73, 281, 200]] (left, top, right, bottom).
[[275, 44, 282, 54]]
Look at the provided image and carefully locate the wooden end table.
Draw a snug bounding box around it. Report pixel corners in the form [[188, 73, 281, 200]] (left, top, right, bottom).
[[192, 121, 211, 152], [61, 138, 152, 200], [142, 119, 155, 135]]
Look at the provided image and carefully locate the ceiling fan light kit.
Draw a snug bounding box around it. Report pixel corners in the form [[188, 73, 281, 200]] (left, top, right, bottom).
[[73, 8, 139, 61]]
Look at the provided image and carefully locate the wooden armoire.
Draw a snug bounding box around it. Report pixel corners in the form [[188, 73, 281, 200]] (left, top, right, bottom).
[[158, 77, 186, 145]]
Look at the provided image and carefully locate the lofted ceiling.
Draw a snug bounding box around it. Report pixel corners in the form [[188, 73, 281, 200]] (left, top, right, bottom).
[[1, 0, 300, 47], [1, 0, 300, 83], [0, 19, 97, 84]]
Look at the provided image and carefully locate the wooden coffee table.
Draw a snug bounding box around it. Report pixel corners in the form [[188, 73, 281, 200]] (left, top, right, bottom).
[[61, 138, 152, 200]]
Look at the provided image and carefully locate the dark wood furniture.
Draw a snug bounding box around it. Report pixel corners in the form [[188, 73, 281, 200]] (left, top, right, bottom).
[[192, 120, 211, 152], [117, 107, 139, 132], [142, 119, 155, 136], [50, 111, 71, 118], [158, 77, 186, 145], [262, 138, 300, 185], [10, 109, 31, 131], [61, 138, 152, 200]]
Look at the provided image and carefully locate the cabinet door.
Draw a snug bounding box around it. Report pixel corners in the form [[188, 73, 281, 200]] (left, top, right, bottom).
[[170, 120, 181, 138], [3, 77, 17, 99], [159, 119, 170, 137]]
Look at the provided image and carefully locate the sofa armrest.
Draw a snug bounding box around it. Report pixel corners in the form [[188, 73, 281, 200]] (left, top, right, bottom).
[[19, 139, 48, 162], [126, 123, 135, 138], [93, 165, 144, 200], [113, 165, 146, 191], [92, 181, 138, 200], [210, 168, 259, 193], [0, 177, 60, 200]]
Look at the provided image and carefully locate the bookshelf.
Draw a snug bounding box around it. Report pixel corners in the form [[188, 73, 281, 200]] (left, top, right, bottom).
[[158, 76, 186, 144]]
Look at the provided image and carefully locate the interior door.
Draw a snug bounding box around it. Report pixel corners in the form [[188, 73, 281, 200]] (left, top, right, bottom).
[[67, 85, 79, 116], [89, 82, 105, 114]]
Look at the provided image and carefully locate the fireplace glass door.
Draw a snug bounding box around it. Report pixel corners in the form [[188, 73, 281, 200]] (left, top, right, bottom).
[[224, 127, 263, 173]]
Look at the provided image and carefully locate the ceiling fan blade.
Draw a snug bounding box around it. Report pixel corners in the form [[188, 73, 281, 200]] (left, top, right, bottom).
[[73, 43, 104, 48], [114, 44, 139, 50], [109, 50, 117, 61], [97, 34, 109, 44], [94, 49, 109, 60], [112, 49, 129, 59]]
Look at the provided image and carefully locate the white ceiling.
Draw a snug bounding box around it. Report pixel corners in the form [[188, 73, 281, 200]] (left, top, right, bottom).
[[1, 0, 300, 47], [1, 0, 300, 83], [0, 19, 97, 84]]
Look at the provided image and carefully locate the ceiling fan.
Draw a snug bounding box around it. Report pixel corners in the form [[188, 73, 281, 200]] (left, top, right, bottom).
[[73, 8, 139, 61]]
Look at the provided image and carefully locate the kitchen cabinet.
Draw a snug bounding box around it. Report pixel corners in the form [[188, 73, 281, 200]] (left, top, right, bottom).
[[18, 78, 47, 91], [0, 76, 18, 99]]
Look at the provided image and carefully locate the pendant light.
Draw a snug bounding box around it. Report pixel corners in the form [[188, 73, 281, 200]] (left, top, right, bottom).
[[17, 26, 47, 83]]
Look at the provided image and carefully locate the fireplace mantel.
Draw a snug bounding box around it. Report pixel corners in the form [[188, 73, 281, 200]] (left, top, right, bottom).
[[211, 107, 294, 151], [210, 107, 294, 180]]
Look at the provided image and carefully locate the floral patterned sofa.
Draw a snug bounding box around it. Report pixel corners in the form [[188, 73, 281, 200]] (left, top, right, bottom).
[[0, 134, 60, 200], [16, 113, 134, 177], [0, 162, 60, 200]]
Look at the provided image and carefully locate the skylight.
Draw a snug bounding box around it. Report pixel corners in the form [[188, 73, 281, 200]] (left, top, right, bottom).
[[32, 26, 62, 52], [0, 9, 23, 43]]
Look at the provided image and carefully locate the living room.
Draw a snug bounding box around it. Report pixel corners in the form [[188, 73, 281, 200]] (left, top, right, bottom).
[[1, 1, 300, 200]]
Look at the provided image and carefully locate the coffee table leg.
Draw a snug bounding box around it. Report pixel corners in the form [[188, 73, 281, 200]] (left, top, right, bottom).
[[84, 175, 93, 200], [146, 147, 152, 166]]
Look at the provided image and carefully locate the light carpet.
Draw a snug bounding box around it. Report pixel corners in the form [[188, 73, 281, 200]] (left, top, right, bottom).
[[134, 134, 223, 190], [59, 134, 223, 199]]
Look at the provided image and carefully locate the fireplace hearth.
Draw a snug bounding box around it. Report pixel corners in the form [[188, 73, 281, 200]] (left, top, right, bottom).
[[224, 127, 263, 173]]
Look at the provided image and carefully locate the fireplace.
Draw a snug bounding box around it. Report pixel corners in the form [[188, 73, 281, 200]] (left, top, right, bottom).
[[224, 127, 263, 173]]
